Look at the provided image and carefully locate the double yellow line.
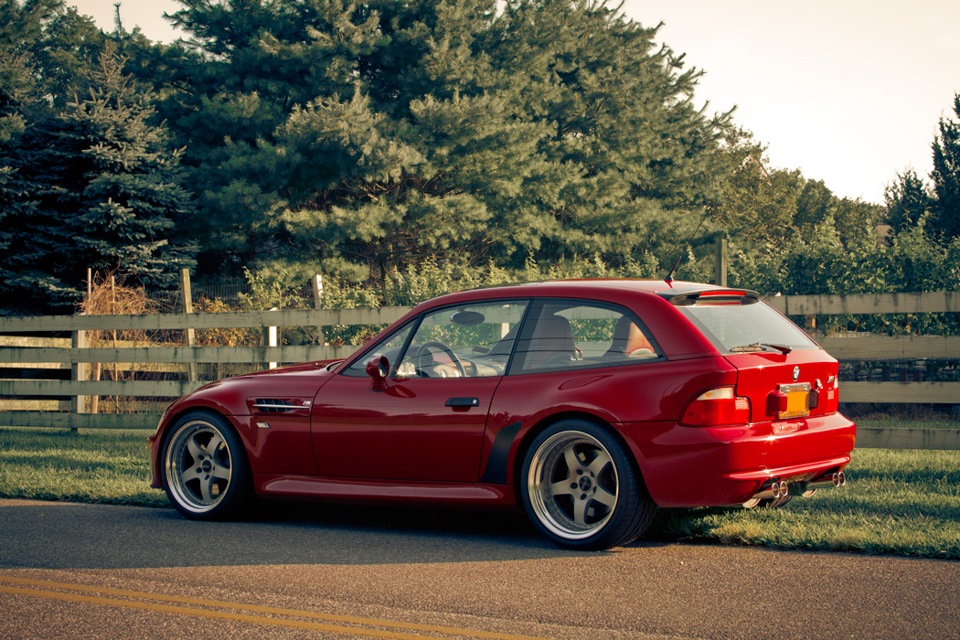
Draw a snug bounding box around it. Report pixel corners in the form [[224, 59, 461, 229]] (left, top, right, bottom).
[[0, 573, 551, 640]]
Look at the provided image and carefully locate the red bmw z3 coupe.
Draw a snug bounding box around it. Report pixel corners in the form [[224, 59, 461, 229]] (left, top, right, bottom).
[[150, 279, 856, 550]]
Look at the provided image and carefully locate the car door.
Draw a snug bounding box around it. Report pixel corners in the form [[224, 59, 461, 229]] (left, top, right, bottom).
[[310, 300, 528, 483]]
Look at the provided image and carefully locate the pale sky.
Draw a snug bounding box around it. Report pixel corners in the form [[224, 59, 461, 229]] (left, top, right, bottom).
[[71, 0, 960, 204]]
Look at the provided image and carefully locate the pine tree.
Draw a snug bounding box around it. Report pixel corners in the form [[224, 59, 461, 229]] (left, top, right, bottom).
[[151, 0, 728, 283], [0, 0, 53, 141], [0, 0, 65, 313], [931, 93, 960, 239], [2, 46, 194, 312], [884, 169, 931, 232], [708, 127, 803, 246]]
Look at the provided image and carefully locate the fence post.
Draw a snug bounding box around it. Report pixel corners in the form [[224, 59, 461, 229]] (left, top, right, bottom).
[[714, 237, 728, 287], [72, 270, 91, 427], [263, 307, 278, 369], [110, 275, 119, 411], [180, 268, 198, 383], [312, 274, 326, 346], [312, 274, 323, 307], [86, 268, 100, 416], [71, 328, 87, 423]]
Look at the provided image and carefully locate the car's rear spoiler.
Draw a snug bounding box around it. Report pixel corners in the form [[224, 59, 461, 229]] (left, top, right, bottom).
[[658, 289, 762, 306]]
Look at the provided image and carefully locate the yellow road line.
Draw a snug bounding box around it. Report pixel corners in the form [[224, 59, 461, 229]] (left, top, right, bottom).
[[0, 574, 552, 640], [0, 583, 428, 638]]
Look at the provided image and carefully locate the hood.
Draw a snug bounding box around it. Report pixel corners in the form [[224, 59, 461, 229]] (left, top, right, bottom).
[[162, 359, 342, 420], [229, 359, 343, 380]]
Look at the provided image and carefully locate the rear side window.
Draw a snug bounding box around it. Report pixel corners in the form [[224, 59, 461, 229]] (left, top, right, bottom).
[[676, 297, 819, 352], [511, 300, 660, 374]]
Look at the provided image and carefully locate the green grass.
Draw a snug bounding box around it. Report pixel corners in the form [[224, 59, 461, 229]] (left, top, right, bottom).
[[0, 428, 167, 507], [650, 448, 960, 559], [1, 427, 958, 558], [848, 406, 960, 430]]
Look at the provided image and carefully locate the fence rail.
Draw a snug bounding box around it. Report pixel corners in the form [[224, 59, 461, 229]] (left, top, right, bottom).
[[817, 335, 960, 360], [766, 291, 960, 315], [0, 345, 355, 365], [0, 306, 410, 333], [1, 291, 958, 447]]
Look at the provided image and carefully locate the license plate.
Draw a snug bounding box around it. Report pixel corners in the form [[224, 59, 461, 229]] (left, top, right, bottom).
[[778, 382, 811, 419]]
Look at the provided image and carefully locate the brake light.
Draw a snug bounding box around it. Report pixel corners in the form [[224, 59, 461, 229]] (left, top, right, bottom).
[[681, 387, 751, 426], [825, 375, 839, 409], [694, 290, 747, 306]]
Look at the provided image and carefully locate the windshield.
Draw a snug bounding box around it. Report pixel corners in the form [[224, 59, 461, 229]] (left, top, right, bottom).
[[676, 298, 819, 353]]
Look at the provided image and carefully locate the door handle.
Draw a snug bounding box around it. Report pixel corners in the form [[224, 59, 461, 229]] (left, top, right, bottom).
[[445, 397, 480, 407]]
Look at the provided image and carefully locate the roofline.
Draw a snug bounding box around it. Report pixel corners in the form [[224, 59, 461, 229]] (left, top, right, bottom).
[[419, 278, 757, 305]]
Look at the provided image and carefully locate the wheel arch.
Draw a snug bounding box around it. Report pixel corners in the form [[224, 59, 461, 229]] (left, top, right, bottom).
[[510, 410, 647, 505]]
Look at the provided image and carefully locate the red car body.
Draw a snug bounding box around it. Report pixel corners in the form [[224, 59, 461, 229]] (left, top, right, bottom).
[[150, 280, 856, 549]]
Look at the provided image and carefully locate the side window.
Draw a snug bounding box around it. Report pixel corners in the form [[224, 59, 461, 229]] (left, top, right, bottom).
[[397, 301, 527, 378], [512, 301, 659, 373], [397, 301, 528, 378], [342, 322, 415, 377]]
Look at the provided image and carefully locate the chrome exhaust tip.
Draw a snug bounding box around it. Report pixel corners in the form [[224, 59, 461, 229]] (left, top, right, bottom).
[[804, 470, 849, 492], [771, 480, 788, 499], [744, 471, 846, 507]]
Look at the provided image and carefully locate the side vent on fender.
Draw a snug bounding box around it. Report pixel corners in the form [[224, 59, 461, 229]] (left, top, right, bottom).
[[248, 397, 313, 416], [252, 399, 297, 413]]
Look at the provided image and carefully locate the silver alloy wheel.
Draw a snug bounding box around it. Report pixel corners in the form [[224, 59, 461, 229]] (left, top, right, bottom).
[[526, 430, 619, 540], [164, 418, 234, 515]]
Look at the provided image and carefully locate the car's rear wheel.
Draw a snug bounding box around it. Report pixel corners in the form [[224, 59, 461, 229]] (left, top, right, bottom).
[[162, 411, 250, 520], [520, 420, 655, 550]]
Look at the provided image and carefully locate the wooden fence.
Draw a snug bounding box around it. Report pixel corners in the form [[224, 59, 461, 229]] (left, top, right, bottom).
[[0, 291, 958, 448], [767, 291, 960, 405], [0, 306, 408, 428]]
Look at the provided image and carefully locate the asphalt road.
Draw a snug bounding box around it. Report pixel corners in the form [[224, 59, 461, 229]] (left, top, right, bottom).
[[1, 498, 958, 639]]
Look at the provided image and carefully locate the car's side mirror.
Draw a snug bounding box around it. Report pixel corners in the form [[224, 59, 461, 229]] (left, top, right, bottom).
[[365, 355, 390, 391]]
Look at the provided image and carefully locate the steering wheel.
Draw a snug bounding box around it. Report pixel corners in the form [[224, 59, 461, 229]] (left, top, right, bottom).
[[416, 341, 466, 377]]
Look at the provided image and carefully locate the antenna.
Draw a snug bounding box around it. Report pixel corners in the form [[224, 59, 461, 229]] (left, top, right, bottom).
[[664, 209, 712, 284]]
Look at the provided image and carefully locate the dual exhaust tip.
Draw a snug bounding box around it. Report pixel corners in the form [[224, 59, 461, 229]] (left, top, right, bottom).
[[753, 471, 846, 502], [771, 480, 789, 499]]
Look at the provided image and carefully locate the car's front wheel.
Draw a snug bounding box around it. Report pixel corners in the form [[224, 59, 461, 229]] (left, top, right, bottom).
[[520, 420, 655, 550], [162, 411, 251, 520]]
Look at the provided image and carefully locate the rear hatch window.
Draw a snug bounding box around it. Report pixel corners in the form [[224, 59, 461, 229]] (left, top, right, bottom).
[[670, 291, 819, 354]]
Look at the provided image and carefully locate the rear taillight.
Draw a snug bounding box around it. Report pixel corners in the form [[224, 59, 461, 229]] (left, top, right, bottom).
[[681, 387, 751, 426], [824, 375, 840, 411]]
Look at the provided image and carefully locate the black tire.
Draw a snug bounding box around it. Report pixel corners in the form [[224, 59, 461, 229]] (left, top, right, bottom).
[[161, 411, 251, 520], [520, 419, 656, 550]]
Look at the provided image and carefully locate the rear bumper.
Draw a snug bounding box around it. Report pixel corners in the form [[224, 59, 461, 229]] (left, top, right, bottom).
[[622, 412, 856, 507]]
